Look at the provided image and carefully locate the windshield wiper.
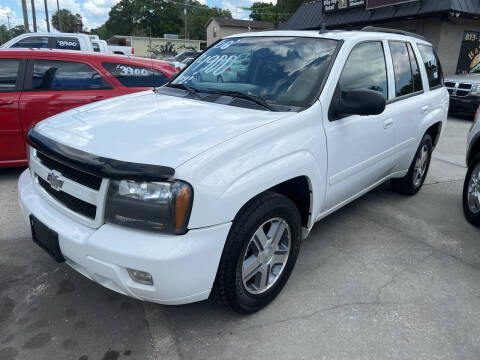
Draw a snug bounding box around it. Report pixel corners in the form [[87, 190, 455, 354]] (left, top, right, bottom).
[[166, 83, 200, 99], [205, 90, 274, 111]]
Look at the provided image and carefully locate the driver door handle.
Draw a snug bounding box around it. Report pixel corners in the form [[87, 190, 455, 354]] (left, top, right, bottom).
[[422, 105, 429, 114], [383, 118, 393, 129], [0, 100, 13, 106]]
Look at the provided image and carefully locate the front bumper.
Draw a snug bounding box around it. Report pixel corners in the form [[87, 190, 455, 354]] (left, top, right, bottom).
[[449, 95, 480, 114], [18, 170, 231, 305]]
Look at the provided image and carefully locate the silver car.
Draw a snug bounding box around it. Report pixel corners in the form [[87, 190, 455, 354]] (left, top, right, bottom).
[[464, 107, 480, 225]]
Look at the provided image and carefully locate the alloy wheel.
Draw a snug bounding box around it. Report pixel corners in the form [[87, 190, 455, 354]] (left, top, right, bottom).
[[413, 144, 429, 187], [467, 163, 480, 214], [241, 218, 291, 295]]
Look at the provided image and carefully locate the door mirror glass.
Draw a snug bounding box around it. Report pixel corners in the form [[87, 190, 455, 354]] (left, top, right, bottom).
[[330, 89, 386, 118]]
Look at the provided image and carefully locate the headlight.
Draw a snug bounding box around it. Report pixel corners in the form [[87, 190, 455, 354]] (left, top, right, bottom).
[[472, 84, 480, 94], [105, 180, 193, 234]]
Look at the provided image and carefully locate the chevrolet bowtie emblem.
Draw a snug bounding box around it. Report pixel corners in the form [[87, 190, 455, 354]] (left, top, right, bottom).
[[46, 170, 64, 191]]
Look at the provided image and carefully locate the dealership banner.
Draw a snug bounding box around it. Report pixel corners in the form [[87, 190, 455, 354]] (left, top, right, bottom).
[[456, 31, 480, 74], [366, 0, 420, 9], [323, 0, 366, 13]]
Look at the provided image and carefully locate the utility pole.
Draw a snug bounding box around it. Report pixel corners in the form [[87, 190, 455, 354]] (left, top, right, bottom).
[[44, 0, 50, 32], [6, 13, 11, 30], [184, 0, 188, 43], [21, 0, 30, 32], [31, 0, 37, 32], [56, 0, 62, 31]]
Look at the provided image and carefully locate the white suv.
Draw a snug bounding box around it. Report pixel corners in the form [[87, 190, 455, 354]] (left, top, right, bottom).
[[464, 107, 480, 225], [18, 28, 449, 313]]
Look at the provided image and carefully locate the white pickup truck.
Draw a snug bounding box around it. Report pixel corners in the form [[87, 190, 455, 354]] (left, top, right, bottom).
[[19, 28, 449, 313], [1, 32, 94, 52]]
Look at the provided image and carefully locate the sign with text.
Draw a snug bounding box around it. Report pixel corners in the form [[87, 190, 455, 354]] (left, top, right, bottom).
[[366, 0, 420, 9], [456, 31, 480, 74], [323, 0, 366, 13]]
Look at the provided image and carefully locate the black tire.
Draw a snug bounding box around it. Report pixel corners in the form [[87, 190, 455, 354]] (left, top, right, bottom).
[[391, 133, 433, 195], [463, 155, 480, 226], [213, 192, 302, 314]]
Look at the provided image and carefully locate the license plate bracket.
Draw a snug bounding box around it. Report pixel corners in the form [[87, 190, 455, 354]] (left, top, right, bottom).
[[30, 215, 65, 263]]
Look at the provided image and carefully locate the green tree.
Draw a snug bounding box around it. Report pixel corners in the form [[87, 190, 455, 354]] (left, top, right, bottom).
[[91, 0, 231, 41], [52, 9, 83, 32], [0, 25, 11, 45], [249, 2, 277, 22], [10, 25, 27, 38]]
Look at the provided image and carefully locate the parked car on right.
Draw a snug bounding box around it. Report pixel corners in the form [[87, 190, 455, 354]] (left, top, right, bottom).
[[464, 106, 480, 225], [444, 69, 480, 116]]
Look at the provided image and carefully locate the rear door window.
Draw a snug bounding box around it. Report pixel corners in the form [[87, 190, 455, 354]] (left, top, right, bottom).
[[54, 37, 81, 50], [0, 59, 20, 91], [30, 59, 111, 90], [11, 36, 49, 48], [102, 62, 169, 87], [418, 44, 444, 89], [389, 41, 425, 97]]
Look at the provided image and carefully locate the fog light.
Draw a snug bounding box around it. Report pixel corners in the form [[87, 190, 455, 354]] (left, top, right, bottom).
[[127, 268, 154, 286]]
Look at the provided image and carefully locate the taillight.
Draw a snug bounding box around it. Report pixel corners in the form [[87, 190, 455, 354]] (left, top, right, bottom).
[[132, 47, 134, 54], [176, 67, 181, 72]]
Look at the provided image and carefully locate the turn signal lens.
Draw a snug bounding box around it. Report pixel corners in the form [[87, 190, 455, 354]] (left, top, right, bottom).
[[175, 185, 191, 230]]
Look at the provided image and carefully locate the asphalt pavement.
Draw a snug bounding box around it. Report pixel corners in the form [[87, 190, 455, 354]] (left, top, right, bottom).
[[0, 115, 479, 360]]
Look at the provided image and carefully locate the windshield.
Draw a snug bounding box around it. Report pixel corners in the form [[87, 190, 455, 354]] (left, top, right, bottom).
[[172, 36, 339, 108]]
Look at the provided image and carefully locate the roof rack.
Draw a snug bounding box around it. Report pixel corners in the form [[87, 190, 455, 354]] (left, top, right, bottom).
[[361, 26, 426, 40]]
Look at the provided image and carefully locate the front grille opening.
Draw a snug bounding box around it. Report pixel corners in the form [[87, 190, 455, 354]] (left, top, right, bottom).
[[38, 176, 97, 220], [444, 82, 455, 88], [456, 90, 469, 97], [36, 151, 102, 191], [458, 83, 472, 90]]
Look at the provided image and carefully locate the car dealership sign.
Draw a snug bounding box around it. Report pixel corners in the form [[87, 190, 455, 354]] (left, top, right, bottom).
[[323, 0, 420, 12], [323, 0, 366, 13], [366, 0, 420, 9]]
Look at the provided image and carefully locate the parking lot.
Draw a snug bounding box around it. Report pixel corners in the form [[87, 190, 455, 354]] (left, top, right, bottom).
[[0, 115, 478, 360]]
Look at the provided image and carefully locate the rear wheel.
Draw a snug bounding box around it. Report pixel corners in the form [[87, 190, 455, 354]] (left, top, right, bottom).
[[213, 192, 301, 314], [463, 156, 480, 226], [391, 134, 433, 195]]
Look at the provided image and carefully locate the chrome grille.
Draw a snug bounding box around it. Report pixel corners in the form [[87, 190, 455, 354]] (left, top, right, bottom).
[[445, 81, 472, 98], [29, 149, 108, 228]]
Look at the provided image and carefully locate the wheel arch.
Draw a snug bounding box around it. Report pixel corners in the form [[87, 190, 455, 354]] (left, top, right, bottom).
[[425, 121, 442, 149], [467, 135, 480, 167], [233, 176, 313, 230]]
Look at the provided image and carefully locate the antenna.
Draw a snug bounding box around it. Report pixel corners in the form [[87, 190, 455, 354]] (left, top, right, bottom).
[[149, 27, 157, 91]]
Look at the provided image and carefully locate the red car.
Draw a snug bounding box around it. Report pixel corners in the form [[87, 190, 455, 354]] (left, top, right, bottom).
[[0, 49, 175, 167]]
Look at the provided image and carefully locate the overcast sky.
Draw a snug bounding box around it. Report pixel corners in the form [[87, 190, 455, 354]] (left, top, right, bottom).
[[0, 0, 273, 33]]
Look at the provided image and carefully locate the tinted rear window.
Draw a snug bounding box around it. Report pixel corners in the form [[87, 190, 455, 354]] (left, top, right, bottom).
[[31, 60, 111, 90], [418, 44, 443, 89], [0, 59, 20, 90], [102, 62, 169, 87], [11, 36, 48, 48], [55, 37, 81, 50]]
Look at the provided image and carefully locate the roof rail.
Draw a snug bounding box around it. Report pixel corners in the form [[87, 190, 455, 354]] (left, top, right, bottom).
[[361, 26, 426, 40]]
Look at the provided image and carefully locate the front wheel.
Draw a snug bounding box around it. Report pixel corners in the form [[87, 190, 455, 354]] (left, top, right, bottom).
[[213, 192, 301, 314], [463, 156, 480, 226], [391, 133, 433, 195]]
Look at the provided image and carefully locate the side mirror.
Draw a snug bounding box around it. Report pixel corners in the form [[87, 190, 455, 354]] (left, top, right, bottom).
[[330, 89, 386, 119]]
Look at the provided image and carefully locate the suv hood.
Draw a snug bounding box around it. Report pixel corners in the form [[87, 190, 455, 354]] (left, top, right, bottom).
[[35, 90, 289, 169], [445, 73, 480, 82]]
